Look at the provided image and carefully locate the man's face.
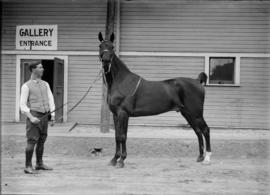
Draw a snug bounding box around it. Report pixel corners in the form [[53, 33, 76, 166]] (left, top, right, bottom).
[[33, 64, 44, 77]]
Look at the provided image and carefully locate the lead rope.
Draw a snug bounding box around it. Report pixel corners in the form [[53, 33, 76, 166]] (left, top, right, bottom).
[[39, 69, 103, 121]]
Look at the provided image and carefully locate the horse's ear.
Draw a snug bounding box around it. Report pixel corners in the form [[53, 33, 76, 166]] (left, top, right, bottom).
[[98, 32, 104, 42], [110, 33, 115, 43]]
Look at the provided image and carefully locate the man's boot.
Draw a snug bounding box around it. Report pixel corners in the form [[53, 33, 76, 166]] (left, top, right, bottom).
[[24, 143, 37, 174], [35, 142, 53, 171]]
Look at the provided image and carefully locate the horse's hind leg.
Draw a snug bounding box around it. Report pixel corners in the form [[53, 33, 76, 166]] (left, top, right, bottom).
[[181, 110, 205, 162], [193, 128, 205, 162], [198, 117, 212, 164]]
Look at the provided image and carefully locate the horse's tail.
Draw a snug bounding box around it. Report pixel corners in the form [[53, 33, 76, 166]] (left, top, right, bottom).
[[197, 72, 207, 85]]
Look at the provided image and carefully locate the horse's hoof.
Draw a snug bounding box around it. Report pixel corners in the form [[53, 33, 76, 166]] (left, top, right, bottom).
[[116, 161, 125, 168], [109, 159, 117, 166], [202, 160, 211, 165], [196, 155, 204, 162], [202, 152, 212, 165]]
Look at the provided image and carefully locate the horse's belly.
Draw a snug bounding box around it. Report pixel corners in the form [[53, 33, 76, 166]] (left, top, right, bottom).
[[131, 109, 171, 117], [131, 96, 172, 117]]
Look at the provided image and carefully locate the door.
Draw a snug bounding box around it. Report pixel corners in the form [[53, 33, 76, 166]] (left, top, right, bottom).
[[53, 58, 64, 122], [20, 59, 39, 122], [19, 58, 64, 123]]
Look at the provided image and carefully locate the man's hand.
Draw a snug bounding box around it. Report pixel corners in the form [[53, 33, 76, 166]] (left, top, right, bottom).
[[50, 115, 55, 126], [30, 116, 40, 124]]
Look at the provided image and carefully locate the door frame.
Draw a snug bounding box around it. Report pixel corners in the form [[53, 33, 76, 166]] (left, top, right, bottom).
[[15, 55, 68, 122]]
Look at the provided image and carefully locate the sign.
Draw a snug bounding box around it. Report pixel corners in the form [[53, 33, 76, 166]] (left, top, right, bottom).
[[16, 25, 58, 50]]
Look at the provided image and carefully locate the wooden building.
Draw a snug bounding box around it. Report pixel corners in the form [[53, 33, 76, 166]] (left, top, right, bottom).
[[1, 0, 269, 129]]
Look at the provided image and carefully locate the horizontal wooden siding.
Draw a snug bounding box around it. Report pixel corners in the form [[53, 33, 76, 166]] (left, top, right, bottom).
[[2, 1, 106, 51], [120, 0, 269, 53], [120, 56, 270, 129], [1, 55, 17, 122], [68, 56, 102, 124]]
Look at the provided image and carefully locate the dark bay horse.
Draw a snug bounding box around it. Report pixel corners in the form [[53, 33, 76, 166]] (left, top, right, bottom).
[[98, 32, 211, 168]]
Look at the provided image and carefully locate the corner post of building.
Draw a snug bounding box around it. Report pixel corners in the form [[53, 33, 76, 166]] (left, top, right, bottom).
[[100, 0, 116, 133]]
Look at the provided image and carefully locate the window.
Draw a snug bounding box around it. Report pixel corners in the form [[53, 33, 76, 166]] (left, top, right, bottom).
[[205, 56, 240, 86]]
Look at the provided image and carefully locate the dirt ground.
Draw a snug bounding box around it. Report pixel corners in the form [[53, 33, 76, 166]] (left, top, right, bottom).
[[1, 131, 270, 195]]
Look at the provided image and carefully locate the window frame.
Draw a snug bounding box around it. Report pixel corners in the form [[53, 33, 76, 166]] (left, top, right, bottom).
[[205, 55, 240, 87]]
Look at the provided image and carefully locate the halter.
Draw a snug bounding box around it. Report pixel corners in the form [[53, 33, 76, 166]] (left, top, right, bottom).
[[100, 49, 113, 74], [100, 48, 113, 87]]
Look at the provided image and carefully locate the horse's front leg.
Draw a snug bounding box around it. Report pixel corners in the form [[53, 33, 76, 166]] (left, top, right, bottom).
[[116, 110, 129, 168], [110, 114, 121, 166]]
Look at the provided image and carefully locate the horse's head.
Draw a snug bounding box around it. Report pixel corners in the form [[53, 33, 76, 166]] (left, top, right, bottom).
[[98, 32, 115, 73]]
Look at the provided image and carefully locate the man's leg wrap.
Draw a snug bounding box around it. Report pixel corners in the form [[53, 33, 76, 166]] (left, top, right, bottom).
[[25, 141, 35, 167], [36, 140, 45, 165]]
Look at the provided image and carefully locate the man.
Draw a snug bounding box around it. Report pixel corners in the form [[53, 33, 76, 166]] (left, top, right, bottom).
[[20, 61, 55, 174]]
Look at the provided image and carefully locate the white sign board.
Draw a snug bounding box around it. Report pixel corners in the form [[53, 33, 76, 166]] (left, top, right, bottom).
[[16, 25, 58, 50]]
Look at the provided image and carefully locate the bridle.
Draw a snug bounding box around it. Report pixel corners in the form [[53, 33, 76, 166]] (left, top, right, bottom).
[[99, 48, 114, 88], [100, 49, 114, 74]]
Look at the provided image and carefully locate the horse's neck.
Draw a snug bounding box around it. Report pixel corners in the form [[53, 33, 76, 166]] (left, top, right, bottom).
[[110, 54, 131, 81], [105, 54, 140, 91]]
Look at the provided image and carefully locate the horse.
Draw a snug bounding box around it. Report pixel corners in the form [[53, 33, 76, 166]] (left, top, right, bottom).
[[98, 32, 212, 168]]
